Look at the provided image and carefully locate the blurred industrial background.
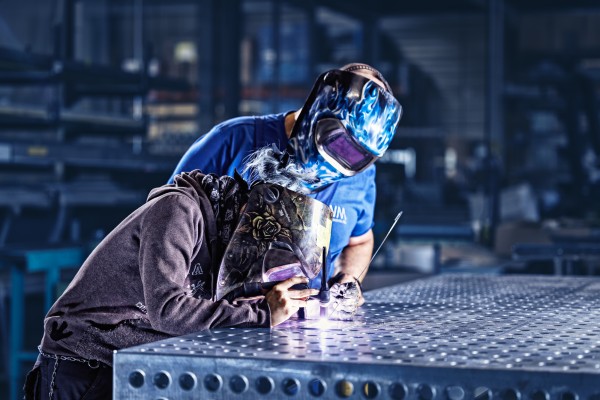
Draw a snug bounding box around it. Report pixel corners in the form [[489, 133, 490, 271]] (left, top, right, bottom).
[[1, 0, 600, 398]]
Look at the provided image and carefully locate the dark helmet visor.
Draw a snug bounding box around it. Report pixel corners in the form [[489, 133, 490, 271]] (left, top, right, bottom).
[[315, 118, 377, 176]]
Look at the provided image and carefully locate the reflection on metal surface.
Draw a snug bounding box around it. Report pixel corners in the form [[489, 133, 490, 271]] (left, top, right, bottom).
[[282, 377, 301, 396], [446, 385, 465, 400], [363, 381, 380, 399], [308, 378, 326, 397], [336, 379, 354, 398], [474, 387, 492, 400], [114, 274, 600, 399]]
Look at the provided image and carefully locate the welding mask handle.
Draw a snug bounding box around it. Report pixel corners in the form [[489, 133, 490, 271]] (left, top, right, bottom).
[[222, 281, 309, 302]]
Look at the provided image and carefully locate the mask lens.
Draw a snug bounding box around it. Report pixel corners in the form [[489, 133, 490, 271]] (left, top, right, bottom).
[[315, 118, 377, 175], [264, 262, 305, 282], [325, 134, 373, 170]]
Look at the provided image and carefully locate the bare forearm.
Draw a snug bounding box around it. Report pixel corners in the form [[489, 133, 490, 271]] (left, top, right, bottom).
[[329, 230, 374, 309], [337, 230, 374, 282]]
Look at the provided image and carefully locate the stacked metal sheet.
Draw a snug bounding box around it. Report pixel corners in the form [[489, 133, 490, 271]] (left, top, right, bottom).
[[114, 274, 600, 399]]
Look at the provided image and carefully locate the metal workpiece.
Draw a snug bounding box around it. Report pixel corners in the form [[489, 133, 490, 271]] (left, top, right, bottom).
[[114, 274, 600, 399]]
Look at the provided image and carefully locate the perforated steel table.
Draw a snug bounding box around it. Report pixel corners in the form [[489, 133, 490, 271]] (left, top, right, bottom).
[[113, 274, 600, 399]]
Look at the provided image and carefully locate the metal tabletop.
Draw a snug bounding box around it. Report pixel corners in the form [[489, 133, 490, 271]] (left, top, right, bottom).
[[114, 274, 600, 399]]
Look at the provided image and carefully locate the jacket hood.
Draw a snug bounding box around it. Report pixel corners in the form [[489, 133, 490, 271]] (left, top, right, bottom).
[[148, 170, 218, 252], [148, 169, 209, 204]]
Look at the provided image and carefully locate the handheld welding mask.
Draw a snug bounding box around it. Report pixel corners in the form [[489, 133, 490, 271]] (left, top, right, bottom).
[[215, 183, 332, 301], [287, 67, 403, 191]]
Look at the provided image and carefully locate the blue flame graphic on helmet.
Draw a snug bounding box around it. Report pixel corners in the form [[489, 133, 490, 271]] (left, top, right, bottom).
[[288, 72, 402, 191]]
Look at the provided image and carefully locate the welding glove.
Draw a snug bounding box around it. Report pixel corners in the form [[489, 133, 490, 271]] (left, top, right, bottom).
[[326, 272, 363, 320]]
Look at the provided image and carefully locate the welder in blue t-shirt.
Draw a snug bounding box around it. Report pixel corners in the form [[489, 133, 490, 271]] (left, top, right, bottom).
[[169, 63, 402, 306]]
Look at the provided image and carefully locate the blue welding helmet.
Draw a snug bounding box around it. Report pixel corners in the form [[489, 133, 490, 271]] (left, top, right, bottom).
[[286, 66, 402, 191]]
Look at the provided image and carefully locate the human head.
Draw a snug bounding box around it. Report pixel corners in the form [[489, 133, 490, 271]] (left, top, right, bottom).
[[243, 64, 402, 193], [286, 63, 402, 191], [215, 182, 333, 301]]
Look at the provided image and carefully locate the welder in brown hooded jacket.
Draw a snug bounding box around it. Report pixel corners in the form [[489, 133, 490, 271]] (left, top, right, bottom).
[[23, 170, 317, 400]]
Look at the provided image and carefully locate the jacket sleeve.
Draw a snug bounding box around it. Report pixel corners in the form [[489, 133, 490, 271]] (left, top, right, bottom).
[[138, 194, 271, 335]]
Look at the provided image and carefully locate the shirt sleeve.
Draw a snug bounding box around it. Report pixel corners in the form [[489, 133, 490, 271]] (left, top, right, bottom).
[[168, 119, 255, 183], [351, 165, 376, 237], [138, 194, 270, 335]]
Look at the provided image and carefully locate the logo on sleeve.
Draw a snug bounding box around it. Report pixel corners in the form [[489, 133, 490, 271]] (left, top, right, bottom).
[[191, 263, 203, 275], [135, 302, 148, 314], [49, 320, 73, 341]]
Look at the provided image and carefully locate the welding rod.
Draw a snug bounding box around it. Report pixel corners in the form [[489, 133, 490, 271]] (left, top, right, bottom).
[[359, 211, 403, 281], [319, 246, 330, 305]]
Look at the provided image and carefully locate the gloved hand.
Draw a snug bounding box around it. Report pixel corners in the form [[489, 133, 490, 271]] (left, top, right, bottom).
[[328, 272, 365, 306], [326, 272, 364, 320]]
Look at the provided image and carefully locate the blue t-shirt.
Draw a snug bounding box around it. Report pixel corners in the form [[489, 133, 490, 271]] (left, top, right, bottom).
[[169, 113, 376, 286]]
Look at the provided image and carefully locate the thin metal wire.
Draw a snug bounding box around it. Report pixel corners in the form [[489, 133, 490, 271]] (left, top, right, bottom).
[[328, 211, 403, 319], [361, 211, 403, 280]]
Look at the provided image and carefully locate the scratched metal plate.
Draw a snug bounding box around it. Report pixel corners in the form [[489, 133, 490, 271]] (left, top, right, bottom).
[[114, 274, 600, 399]]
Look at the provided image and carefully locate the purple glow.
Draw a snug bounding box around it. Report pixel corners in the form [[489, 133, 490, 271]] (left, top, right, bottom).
[[326, 135, 366, 165], [264, 263, 304, 282]]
